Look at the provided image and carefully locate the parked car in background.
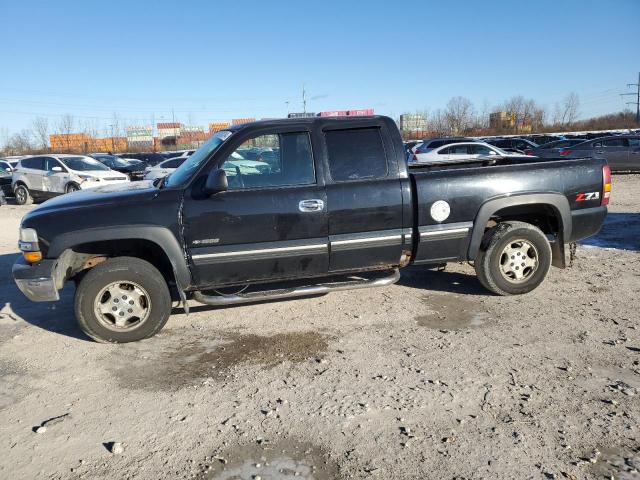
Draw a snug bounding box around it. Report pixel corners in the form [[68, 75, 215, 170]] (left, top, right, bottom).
[[159, 150, 194, 161], [116, 152, 167, 167], [531, 139, 587, 158], [89, 153, 146, 181], [414, 137, 474, 156], [0, 159, 16, 172], [484, 137, 539, 154], [143, 157, 189, 180], [0, 167, 13, 198], [12, 154, 129, 205], [558, 135, 640, 171], [410, 141, 524, 164], [222, 152, 272, 183]]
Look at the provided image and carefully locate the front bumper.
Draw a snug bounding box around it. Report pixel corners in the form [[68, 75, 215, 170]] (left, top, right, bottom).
[[12, 257, 60, 302]]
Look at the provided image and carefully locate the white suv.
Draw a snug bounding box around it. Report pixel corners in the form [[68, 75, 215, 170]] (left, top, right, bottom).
[[12, 154, 129, 205]]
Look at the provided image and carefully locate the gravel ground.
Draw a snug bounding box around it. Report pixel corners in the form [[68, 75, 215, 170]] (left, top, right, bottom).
[[0, 175, 638, 480]]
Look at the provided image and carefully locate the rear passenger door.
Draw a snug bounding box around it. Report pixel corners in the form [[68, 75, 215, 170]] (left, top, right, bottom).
[[16, 157, 45, 192], [323, 125, 404, 272], [594, 138, 628, 169]]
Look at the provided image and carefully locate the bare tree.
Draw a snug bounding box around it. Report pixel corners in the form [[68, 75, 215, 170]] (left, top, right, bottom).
[[443, 96, 475, 135], [57, 114, 76, 151], [32, 117, 50, 151], [4, 129, 35, 155], [561, 93, 580, 125], [429, 109, 448, 136]]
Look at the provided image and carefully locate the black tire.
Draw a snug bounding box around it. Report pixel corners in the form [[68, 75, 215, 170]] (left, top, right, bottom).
[[75, 257, 172, 343], [474, 221, 552, 296], [65, 183, 80, 193], [14, 184, 33, 205]]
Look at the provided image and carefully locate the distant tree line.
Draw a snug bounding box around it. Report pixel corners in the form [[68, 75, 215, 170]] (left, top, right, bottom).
[[402, 93, 637, 138], [1, 94, 638, 155]]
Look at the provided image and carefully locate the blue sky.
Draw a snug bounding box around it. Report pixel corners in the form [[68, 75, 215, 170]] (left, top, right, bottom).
[[0, 0, 638, 136]]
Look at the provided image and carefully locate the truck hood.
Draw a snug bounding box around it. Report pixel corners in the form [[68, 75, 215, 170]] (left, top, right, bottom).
[[24, 180, 158, 217]]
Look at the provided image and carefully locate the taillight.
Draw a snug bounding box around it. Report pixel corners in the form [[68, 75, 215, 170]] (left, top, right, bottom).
[[524, 149, 534, 156], [559, 149, 571, 157], [602, 164, 611, 206], [412, 154, 418, 162]]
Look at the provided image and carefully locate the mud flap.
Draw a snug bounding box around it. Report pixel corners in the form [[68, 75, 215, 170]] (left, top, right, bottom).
[[551, 239, 566, 269]]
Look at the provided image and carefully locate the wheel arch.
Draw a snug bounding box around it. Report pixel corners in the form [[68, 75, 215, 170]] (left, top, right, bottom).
[[65, 181, 81, 191], [49, 225, 192, 292], [468, 193, 572, 267]]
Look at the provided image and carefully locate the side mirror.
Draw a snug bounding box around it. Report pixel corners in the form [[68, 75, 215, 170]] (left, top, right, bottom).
[[204, 169, 228, 196], [51, 166, 63, 172]]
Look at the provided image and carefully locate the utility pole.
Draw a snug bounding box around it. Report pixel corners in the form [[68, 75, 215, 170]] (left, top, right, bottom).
[[302, 84, 307, 114], [620, 72, 640, 125], [171, 109, 177, 151], [109, 124, 115, 153], [285, 101, 290, 116]]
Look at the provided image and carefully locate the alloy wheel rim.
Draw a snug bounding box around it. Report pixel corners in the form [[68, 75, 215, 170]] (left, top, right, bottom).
[[499, 239, 539, 283], [93, 281, 151, 332]]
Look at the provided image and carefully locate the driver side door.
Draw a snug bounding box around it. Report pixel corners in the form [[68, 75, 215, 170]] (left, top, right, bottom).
[[183, 128, 329, 288]]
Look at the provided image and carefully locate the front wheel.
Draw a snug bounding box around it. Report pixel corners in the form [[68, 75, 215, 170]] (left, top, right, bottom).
[[475, 221, 552, 296], [75, 257, 172, 342], [66, 183, 80, 193], [14, 185, 33, 205]]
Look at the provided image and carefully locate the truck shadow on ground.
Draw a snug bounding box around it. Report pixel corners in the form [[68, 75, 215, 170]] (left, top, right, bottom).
[[580, 212, 640, 251], [398, 266, 488, 296], [0, 253, 87, 341]]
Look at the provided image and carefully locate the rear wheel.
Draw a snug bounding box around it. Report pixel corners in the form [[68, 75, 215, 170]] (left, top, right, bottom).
[[14, 184, 33, 205], [75, 257, 172, 343], [475, 221, 552, 296]]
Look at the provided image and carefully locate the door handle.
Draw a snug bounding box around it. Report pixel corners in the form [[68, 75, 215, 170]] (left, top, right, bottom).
[[298, 199, 324, 212]]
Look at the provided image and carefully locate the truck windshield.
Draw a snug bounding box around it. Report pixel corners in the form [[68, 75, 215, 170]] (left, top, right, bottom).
[[164, 130, 232, 187]]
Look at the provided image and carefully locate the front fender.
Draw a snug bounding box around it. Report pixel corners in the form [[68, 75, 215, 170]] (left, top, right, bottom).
[[48, 225, 192, 289]]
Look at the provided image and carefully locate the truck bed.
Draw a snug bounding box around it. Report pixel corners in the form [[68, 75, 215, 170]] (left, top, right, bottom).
[[407, 156, 607, 265]]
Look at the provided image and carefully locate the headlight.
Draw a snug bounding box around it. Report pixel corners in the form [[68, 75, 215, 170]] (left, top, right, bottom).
[[19, 227, 39, 252], [79, 175, 100, 182]]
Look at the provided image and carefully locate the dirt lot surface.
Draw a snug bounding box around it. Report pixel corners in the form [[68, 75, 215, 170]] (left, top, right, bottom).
[[1, 175, 639, 480]]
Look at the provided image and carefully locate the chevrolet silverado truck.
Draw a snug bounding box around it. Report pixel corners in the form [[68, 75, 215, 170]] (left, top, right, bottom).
[[12, 116, 610, 342]]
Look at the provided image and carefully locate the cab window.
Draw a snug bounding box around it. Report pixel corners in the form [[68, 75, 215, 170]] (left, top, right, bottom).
[[222, 132, 315, 190]]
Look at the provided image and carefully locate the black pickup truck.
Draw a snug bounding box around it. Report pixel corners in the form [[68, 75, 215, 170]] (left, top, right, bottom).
[[13, 116, 610, 342]]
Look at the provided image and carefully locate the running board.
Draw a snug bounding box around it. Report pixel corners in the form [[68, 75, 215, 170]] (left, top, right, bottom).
[[193, 269, 400, 307]]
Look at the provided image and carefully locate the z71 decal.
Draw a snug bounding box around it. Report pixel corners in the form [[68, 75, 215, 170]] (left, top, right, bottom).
[[576, 192, 600, 202]]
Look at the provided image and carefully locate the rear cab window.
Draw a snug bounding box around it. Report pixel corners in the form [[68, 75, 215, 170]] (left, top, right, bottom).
[[324, 127, 388, 182]]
